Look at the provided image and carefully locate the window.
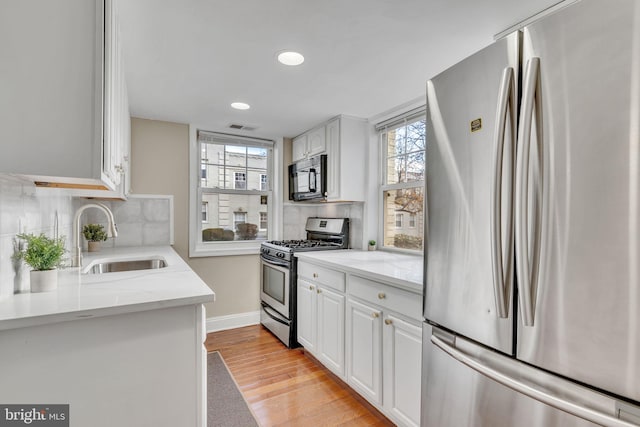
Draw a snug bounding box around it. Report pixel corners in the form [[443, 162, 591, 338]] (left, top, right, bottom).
[[202, 202, 208, 223], [395, 213, 403, 228], [191, 129, 275, 256], [233, 211, 247, 231], [234, 172, 246, 189], [378, 111, 426, 251], [259, 212, 268, 230]]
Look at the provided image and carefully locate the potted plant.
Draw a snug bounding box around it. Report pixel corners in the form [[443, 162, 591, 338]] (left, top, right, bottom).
[[82, 223, 108, 252], [15, 233, 66, 293], [368, 240, 376, 251]]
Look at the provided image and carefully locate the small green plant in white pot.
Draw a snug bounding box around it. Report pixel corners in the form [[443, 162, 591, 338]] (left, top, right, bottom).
[[82, 224, 108, 252], [368, 240, 376, 251], [15, 233, 66, 293]]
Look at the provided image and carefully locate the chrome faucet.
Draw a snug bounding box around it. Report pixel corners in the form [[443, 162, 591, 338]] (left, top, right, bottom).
[[72, 203, 118, 267]]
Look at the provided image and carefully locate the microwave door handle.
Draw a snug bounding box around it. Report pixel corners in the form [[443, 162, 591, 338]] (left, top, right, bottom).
[[309, 168, 317, 192]]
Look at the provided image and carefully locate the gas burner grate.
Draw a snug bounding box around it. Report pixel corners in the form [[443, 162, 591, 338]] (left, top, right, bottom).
[[266, 239, 341, 250]]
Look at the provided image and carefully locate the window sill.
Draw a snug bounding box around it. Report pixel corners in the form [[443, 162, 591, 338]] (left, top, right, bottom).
[[190, 241, 262, 257]]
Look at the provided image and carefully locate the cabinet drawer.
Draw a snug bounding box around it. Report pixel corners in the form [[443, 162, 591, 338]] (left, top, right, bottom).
[[348, 275, 421, 321], [298, 262, 345, 293]]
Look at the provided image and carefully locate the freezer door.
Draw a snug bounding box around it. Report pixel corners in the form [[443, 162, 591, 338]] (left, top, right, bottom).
[[423, 325, 640, 427], [424, 32, 519, 354], [516, 0, 640, 403]]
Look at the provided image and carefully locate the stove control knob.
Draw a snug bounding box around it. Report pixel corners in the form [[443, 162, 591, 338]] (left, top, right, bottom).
[[277, 252, 285, 258]]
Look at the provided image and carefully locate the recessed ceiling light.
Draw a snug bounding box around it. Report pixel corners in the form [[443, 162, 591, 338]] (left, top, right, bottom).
[[277, 51, 305, 66], [231, 102, 250, 110]]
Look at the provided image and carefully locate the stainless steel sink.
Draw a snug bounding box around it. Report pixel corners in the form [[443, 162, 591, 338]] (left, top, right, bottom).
[[83, 257, 167, 275]]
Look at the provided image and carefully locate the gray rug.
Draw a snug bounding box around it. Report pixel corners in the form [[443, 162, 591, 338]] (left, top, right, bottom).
[[208, 351, 259, 427]]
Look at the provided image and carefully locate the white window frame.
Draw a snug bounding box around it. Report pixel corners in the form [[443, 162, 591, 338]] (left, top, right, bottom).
[[377, 107, 426, 253], [189, 126, 282, 257]]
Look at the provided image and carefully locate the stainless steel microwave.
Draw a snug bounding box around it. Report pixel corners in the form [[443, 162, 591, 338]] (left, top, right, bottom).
[[288, 154, 327, 201]]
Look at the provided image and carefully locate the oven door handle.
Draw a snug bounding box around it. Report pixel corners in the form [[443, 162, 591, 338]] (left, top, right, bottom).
[[260, 256, 290, 269], [261, 303, 289, 326]]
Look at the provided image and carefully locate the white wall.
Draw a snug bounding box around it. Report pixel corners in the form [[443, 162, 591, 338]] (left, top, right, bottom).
[[130, 118, 260, 319]]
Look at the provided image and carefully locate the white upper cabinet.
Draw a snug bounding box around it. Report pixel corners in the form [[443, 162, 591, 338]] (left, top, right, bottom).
[[291, 115, 367, 201], [0, 0, 130, 196], [292, 126, 326, 163], [306, 127, 326, 158], [292, 134, 309, 163]]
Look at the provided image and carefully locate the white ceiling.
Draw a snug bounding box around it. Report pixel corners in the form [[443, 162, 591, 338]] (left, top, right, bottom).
[[118, 0, 561, 139]]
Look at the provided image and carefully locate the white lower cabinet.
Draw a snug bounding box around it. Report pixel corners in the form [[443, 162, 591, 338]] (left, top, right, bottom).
[[0, 305, 205, 427], [346, 298, 383, 405], [383, 314, 422, 427], [297, 260, 422, 427], [317, 286, 345, 375], [297, 278, 317, 352], [347, 274, 423, 427], [296, 276, 346, 378]]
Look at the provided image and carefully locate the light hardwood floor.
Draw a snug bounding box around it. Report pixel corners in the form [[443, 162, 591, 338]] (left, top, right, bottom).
[[205, 325, 395, 427]]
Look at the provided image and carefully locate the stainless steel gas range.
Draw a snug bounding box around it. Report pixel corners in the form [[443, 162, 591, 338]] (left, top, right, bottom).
[[259, 217, 349, 348]]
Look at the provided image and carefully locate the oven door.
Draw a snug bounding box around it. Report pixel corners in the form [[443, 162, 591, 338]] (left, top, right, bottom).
[[260, 257, 290, 318]]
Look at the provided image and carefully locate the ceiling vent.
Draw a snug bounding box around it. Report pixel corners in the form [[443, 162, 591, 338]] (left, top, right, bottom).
[[228, 124, 257, 131]]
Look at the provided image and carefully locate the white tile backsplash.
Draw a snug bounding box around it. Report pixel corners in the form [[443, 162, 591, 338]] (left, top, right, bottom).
[[0, 179, 174, 298], [0, 176, 75, 298], [283, 202, 364, 248], [75, 195, 173, 249]]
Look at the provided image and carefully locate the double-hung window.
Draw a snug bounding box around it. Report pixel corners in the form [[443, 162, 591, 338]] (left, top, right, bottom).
[[378, 108, 426, 251], [191, 129, 274, 255]]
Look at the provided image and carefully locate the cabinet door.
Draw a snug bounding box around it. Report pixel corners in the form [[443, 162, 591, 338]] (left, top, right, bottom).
[[297, 279, 317, 353], [104, 0, 118, 185], [347, 298, 382, 405], [383, 314, 422, 427], [292, 134, 308, 162], [317, 287, 345, 378], [0, 0, 103, 183], [325, 118, 340, 198], [307, 127, 326, 157]]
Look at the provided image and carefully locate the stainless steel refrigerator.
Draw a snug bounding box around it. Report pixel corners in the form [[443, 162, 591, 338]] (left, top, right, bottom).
[[422, 1, 640, 426]]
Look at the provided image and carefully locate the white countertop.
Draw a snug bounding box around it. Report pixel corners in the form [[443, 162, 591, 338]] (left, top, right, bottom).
[[295, 249, 423, 293], [0, 246, 215, 331]]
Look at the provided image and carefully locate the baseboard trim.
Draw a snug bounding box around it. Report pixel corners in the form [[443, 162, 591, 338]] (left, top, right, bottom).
[[206, 311, 260, 333]]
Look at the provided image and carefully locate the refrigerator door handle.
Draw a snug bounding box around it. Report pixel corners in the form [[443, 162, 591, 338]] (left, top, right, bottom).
[[431, 331, 638, 427], [490, 66, 516, 319], [515, 57, 542, 327]]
